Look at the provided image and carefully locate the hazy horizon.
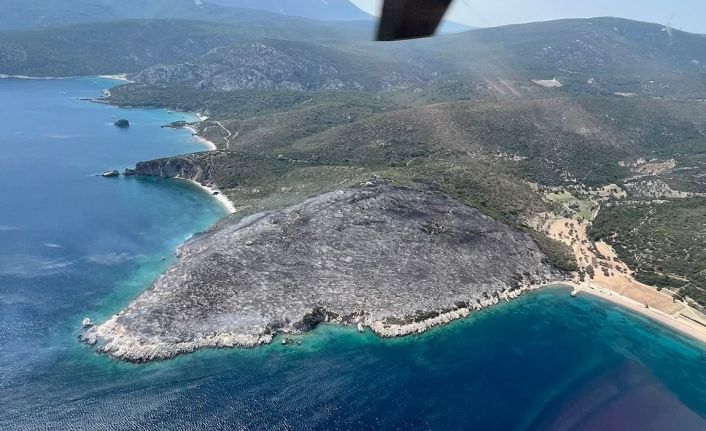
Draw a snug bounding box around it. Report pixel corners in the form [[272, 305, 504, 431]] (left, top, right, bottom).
[[350, 0, 706, 33]]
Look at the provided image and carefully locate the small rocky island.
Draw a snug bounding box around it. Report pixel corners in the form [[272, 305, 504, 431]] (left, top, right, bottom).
[[113, 119, 130, 128], [82, 184, 564, 362]]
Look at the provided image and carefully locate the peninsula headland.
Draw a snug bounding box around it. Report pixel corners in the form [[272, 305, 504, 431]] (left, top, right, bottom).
[[82, 183, 564, 361]]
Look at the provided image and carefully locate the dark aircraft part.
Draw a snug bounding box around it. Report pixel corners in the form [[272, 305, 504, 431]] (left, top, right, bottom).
[[377, 0, 453, 41]]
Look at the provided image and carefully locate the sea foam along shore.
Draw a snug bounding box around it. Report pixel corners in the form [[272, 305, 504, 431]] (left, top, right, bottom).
[[567, 281, 706, 346]]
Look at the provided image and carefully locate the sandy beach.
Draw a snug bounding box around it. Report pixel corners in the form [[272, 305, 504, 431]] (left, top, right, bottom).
[[98, 73, 133, 83], [182, 127, 235, 213], [184, 126, 217, 151], [184, 178, 236, 214], [565, 281, 706, 345], [544, 215, 706, 346]]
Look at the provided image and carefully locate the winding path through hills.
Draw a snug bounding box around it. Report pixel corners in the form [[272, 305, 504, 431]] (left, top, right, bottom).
[[211, 120, 234, 150]]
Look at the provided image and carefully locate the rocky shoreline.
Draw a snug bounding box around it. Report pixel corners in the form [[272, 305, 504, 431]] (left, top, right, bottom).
[[82, 183, 566, 362], [368, 281, 547, 338], [81, 281, 554, 363]]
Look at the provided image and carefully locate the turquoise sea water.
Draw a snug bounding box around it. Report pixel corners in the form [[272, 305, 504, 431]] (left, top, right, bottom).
[[2, 78, 706, 430]]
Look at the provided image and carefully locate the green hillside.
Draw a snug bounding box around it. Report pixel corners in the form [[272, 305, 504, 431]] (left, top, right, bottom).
[[0, 19, 367, 76], [5, 15, 705, 303]]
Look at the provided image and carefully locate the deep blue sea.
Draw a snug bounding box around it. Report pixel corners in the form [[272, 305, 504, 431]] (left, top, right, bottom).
[[2, 78, 706, 430]]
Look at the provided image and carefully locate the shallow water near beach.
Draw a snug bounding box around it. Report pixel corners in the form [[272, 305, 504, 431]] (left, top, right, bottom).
[[2, 78, 706, 430]]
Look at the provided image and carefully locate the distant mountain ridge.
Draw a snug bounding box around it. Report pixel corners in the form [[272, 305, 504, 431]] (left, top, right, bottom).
[[0, 0, 473, 37], [0, 19, 370, 76], [3, 16, 705, 100], [0, 0, 372, 30], [381, 17, 706, 97], [207, 0, 373, 21]]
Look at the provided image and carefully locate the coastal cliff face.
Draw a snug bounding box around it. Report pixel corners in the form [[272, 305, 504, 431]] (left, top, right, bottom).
[[134, 151, 261, 190], [83, 184, 565, 362], [133, 151, 292, 207], [135, 153, 210, 182]]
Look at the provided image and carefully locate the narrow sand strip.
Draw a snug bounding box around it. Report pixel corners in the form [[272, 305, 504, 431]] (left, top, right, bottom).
[[181, 124, 235, 213], [184, 126, 216, 151], [184, 179, 236, 214], [567, 281, 706, 345], [98, 74, 134, 83]]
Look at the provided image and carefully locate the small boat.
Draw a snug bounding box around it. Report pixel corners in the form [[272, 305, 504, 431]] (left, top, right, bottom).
[[102, 170, 120, 178]]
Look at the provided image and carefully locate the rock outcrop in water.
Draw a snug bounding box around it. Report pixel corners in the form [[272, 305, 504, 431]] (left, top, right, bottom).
[[113, 119, 130, 128], [82, 183, 564, 362]]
